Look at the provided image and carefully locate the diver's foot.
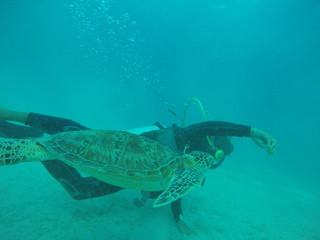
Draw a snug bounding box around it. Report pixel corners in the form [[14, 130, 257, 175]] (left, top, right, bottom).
[[177, 220, 197, 235]]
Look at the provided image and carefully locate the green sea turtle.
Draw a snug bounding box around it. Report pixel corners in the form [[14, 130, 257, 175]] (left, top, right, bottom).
[[0, 130, 214, 207]]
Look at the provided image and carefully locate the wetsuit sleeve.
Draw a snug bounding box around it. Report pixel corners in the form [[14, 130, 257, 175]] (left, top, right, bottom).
[[173, 121, 251, 155], [0, 121, 43, 138], [25, 112, 89, 134], [183, 121, 251, 138]]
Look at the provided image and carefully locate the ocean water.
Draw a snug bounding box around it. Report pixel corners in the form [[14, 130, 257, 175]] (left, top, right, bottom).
[[0, 0, 319, 239]]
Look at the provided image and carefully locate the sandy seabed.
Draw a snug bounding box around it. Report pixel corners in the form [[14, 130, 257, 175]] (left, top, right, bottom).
[[0, 162, 319, 240]]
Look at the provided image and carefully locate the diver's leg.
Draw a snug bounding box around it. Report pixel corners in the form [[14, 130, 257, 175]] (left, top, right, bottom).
[[41, 160, 123, 200]]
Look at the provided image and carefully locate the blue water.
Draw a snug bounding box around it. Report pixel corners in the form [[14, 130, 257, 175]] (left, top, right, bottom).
[[0, 0, 319, 239]]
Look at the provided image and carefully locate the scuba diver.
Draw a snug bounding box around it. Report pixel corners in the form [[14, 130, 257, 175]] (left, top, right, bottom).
[[0, 101, 278, 234]]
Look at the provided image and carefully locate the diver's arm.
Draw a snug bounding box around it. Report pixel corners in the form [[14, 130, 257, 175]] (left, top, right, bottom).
[[176, 121, 278, 154], [0, 107, 89, 134], [0, 121, 43, 138], [25, 113, 89, 134], [0, 107, 90, 135], [0, 107, 29, 123], [183, 121, 251, 138], [0, 107, 43, 138]]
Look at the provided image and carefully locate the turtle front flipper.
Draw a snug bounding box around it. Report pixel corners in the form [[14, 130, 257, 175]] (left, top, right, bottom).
[[0, 138, 50, 166], [153, 167, 204, 207]]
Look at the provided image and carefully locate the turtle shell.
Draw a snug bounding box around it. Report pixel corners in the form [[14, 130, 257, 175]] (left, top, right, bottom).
[[37, 130, 181, 191]]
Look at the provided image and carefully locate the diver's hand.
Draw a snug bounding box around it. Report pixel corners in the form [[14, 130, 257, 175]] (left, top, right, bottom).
[[177, 220, 197, 235], [250, 127, 278, 155]]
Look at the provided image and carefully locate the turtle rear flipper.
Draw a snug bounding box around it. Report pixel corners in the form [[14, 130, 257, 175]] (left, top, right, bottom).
[[153, 167, 204, 207], [0, 138, 49, 166]]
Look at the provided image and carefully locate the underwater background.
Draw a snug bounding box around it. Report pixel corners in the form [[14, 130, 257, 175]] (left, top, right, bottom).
[[0, 0, 319, 239]]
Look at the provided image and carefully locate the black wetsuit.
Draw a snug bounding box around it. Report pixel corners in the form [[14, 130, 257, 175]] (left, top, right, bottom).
[[0, 113, 251, 223]]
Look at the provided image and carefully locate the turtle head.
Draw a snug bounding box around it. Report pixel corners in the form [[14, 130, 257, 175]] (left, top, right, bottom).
[[182, 151, 215, 169]]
